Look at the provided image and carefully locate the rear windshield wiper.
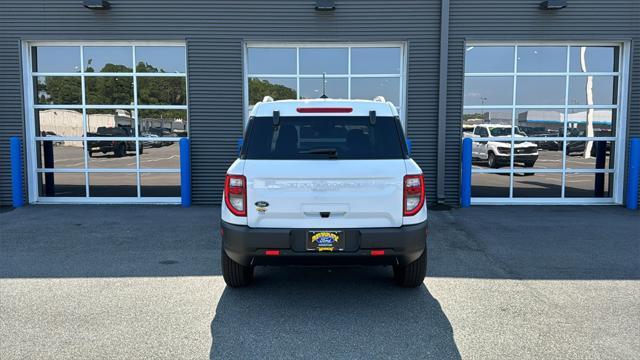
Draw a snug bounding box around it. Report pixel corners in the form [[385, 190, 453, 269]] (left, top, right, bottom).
[[300, 147, 339, 159]]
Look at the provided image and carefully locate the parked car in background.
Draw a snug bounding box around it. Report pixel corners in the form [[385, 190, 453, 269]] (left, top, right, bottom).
[[87, 126, 140, 157], [466, 124, 538, 168], [140, 133, 163, 148], [145, 127, 174, 146], [566, 140, 611, 156]]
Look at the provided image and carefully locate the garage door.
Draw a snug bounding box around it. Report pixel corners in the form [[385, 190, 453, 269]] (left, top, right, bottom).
[[24, 41, 188, 203], [462, 43, 630, 204]]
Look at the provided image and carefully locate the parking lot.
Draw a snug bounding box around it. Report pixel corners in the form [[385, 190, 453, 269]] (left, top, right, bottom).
[[0, 205, 638, 359], [37, 143, 180, 197], [47, 142, 180, 170], [472, 148, 614, 198]]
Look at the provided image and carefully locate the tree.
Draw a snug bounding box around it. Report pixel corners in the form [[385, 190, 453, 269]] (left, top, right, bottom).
[[87, 63, 134, 105], [248, 78, 297, 105], [37, 77, 81, 105]]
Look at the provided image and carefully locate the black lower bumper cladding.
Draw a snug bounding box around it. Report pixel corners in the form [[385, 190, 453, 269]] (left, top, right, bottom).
[[221, 220, 427, 267]]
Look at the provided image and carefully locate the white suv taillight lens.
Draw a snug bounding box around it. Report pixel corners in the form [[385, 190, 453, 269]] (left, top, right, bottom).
[[224, 174, 246, 217], [403, 174, 425, 216]]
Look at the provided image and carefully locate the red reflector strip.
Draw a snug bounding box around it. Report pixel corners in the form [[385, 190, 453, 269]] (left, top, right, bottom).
[[296, 107, 353, 113], [370, 250, 385, 256], [265, 250, 280, 256]]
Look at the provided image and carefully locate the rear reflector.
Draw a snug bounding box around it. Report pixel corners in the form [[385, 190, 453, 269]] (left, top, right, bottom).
[[296, 107, 353, 113], [265, 250, 280, 256], [370, 250, 385, 256]]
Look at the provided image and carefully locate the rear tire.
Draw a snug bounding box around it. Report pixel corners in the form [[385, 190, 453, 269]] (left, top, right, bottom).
[[393, 250, 427, 287], [222, 248, 254, 287]]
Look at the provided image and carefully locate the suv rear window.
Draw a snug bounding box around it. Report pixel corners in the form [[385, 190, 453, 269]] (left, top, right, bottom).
[[243, 116, 407, 160]]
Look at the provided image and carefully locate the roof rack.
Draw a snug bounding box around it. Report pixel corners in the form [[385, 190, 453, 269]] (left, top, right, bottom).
[[373, 96, 386, 103], [262, 96, 274, 103]]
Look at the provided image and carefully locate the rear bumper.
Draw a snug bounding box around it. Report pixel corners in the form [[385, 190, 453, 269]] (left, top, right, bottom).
[[221, 220, 427, 267]]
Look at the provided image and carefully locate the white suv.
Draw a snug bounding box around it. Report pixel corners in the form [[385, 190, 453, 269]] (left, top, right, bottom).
[[466, 124, 539, 168], [221, 99, 427, 287]]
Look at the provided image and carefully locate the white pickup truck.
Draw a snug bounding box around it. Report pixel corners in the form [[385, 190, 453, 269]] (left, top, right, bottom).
[[220, 98, 427, 287], [466, 124, 539, 168]]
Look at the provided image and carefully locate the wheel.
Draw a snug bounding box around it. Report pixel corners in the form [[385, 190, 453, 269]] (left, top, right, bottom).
[[524, 160, 536, 168], [393, 250, 427, 287], [138, 145, 143, 155], [222, 248, 254, 287], [115, 143, 126, 157], [487, 152, 498, 168], [88, 150, 93, 157]]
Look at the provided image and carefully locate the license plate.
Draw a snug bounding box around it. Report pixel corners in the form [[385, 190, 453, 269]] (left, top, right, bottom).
[[307, 231, 344, 252]]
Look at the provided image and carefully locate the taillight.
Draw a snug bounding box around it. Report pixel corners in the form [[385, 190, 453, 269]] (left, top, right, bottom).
[[403, 174, 425, 216], [224, 174, 246, 217]]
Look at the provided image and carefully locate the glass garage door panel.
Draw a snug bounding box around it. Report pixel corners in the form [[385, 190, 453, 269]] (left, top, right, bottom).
[[246, 44, 405, 123], [28, 42, 187, 203], [463, 43, 623, 203], [37, 172, 86, 197]]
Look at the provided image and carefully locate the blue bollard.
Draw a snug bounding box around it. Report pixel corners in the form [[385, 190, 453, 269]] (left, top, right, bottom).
[[406, 138, 412, 156], [10, 137, 24, 208], [460, 138, 472, 208], [626, 137, 640, 210], [179, 138, 191, 208]]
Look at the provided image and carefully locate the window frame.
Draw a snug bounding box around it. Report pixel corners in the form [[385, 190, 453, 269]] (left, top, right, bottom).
[[243, 42, 407, 130], [22, 40, 188, 204], [463, 41, 631, 205]]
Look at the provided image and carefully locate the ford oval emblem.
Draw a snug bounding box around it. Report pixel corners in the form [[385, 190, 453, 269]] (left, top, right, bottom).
[[255, 201, 269, 207]]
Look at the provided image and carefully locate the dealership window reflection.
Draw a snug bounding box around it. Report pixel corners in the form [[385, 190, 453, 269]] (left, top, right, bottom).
[[31, 43, 187, 199], [463, 44, 620, 200], [246, 45, 404, 118]]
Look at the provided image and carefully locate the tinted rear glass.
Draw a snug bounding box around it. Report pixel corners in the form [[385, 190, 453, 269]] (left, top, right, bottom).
[[244, 116, 406, 160]]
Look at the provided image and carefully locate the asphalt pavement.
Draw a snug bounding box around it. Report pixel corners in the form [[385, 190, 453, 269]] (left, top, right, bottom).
[[0, 205, 638, 359]]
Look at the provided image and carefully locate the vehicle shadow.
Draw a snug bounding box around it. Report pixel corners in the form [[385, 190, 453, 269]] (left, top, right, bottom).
[[1, 205, 637, 281], [209, 266, 461, 359], [89, 153, 137, 159]]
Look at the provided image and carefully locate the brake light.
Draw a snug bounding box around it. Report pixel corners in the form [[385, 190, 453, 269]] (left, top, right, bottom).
[[403, 174, 425, 216], [296, 107, 353, 113], [224, 174, 246, 217]]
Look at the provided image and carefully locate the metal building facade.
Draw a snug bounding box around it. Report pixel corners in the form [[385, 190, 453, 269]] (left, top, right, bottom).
[[0, 0, 637, 206]]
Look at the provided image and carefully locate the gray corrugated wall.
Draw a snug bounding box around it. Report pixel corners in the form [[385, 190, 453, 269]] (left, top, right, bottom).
[[0, 39, 24, 206], [0, 0, 441, 205], [446, 0, 640, 206]]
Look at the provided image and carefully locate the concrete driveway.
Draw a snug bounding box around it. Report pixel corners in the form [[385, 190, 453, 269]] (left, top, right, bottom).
[[0, 205, 638, 359]]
